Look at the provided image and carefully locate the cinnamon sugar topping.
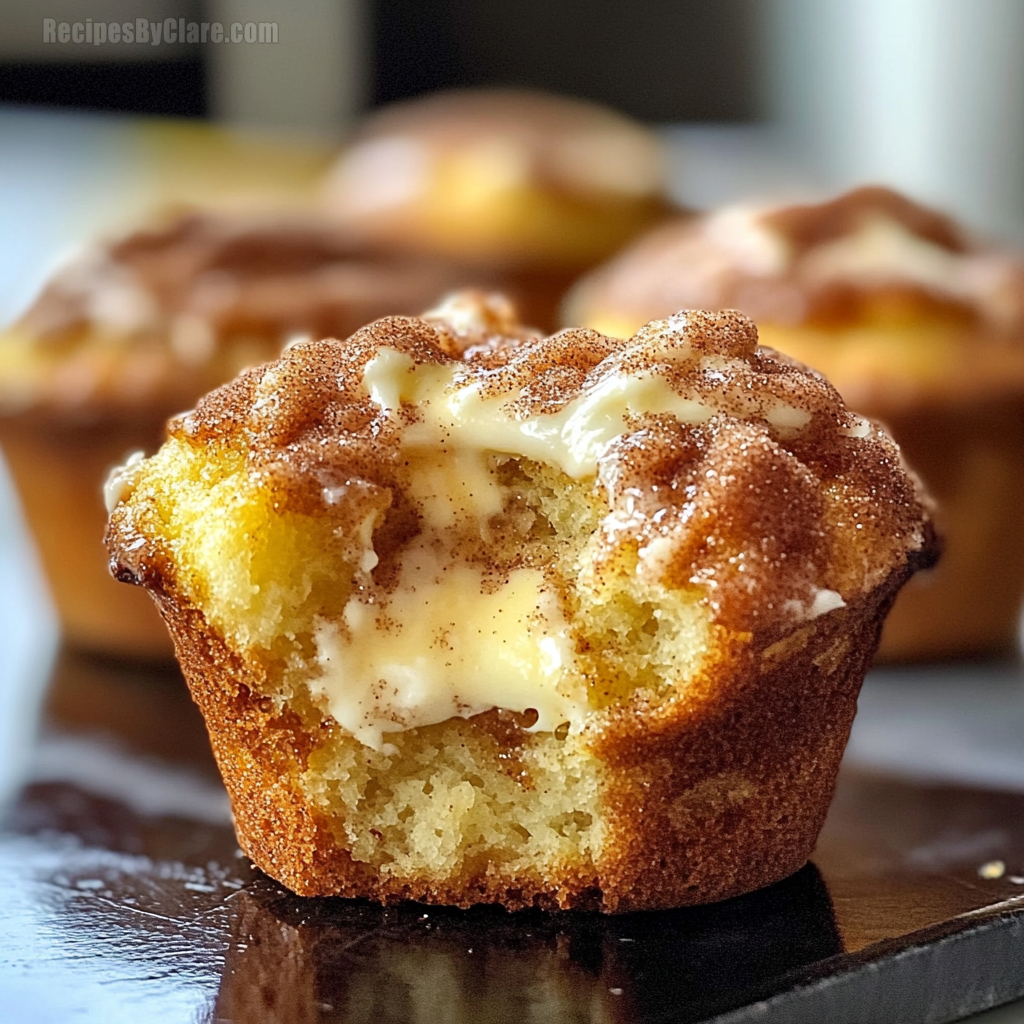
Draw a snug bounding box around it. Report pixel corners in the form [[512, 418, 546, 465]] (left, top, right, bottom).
[[166, 302, 932, 636]]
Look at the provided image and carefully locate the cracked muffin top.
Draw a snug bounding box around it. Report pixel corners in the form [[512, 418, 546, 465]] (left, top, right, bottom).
[[108, 297, 936, 643]]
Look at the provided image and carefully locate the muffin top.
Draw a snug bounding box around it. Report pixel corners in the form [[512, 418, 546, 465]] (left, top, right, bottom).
[[0, 210, 466, 419], [109, 297, 935, 638], [566, 187, 1024, 408], [323, 89, 673, 271]]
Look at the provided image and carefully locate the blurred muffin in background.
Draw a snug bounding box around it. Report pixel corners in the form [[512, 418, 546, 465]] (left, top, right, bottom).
[[0, 209, 471, 660], [565, 186, 1024, 661], [323, 89, 676, 329]]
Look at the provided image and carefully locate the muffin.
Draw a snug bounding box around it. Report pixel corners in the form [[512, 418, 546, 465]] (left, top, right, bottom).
[[566, 186, 1024, 660], [0, 210, 471, 659], [323, 89, 676, 329], [105, 296, 935, 911]]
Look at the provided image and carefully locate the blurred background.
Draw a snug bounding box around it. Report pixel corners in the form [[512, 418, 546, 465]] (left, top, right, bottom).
[[4, 0, 1024, 218], [4, 0, 1024, 317], [0, 0, 755, 123], [3, 3, 1024, 1022]]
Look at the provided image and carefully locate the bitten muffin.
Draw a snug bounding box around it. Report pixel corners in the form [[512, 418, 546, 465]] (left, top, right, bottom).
[[323, 89, 675, 330], [105, 298, 936, 912], [0, 210, 469, 659], [566, 186, 1024, 660]]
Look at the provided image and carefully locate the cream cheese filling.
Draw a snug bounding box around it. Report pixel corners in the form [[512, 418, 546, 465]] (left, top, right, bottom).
[[309, 343, 813, 751], [377, 350, 713, 479], [310, 539, 581, 753]]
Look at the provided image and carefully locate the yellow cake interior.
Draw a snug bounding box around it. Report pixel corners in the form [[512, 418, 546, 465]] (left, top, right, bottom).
[[120, 427, 719, 886]]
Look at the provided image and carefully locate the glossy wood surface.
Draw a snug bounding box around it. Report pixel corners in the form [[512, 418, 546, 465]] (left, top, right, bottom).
[[2, 651, 1023, 1023]]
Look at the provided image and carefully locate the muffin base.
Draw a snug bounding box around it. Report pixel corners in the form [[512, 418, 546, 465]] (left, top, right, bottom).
[[0, 416, 174, 660], [148, 563, 910, 914], [876, 397, 1024, 661]]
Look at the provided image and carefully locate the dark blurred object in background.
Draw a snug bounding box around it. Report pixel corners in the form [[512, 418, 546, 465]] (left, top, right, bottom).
[[0, 60, 206, 117], [0, 0, 758, 123], [0, 0, 206, 117], [371, 0, 758, 121]]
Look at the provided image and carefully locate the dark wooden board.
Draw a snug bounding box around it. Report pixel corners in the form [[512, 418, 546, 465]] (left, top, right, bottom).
[[2, 651, 1023, 1023]]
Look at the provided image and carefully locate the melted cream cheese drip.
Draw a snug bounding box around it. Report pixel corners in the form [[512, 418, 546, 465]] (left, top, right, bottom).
[[364, 345, 810, 485]]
